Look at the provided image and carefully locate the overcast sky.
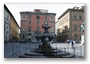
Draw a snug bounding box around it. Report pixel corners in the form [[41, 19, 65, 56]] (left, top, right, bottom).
[[5, 4, 84, 27]]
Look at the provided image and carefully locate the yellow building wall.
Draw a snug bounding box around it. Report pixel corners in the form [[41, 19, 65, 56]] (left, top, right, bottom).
[[58, 12, 70, 33], [10, 16, 19, 41]]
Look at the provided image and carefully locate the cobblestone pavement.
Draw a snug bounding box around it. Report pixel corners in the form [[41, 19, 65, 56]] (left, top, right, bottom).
[[4, 42, 84, 58], [50, 43, 84, 57]]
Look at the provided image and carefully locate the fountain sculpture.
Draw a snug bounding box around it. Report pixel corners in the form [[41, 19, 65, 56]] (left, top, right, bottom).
[[19, 21, 73, 58], [35, 21, 55, 57]]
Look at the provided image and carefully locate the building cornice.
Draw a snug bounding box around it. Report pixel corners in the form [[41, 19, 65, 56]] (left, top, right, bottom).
[[4, 4, 20, 28], [58, 8, 84, 20], [20, 11, 56, 15]]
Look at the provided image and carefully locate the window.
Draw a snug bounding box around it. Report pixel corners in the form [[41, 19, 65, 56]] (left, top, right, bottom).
[[45, 16, 48, 20], [59, 21, 61, 25], [28, 26, 31, 32], [60, 20, 62, 25], [36, 16, 40, 19], [57, 29, 60, 34], [74, 34, 78, 40], [64, 26, 68, 31], [81, 24, 84, 32], [51, 16, 53, 19], [66, 15, 68, 21], [36, 26, 40, 31], [7, 26, 8, 29], [80, 25, 82, 31], [29, 21, 31, 24], [6, 31, 8, 34], [79, 16, 82, 20], [50, 15, 54, 21], [74, 24, 77, 31], [65, 17, 66, 22], [63, 18, 65, 23], [74, 15, 77, 20], [80, 35, 81, 40], [7, 15, 9, 21], [28, 33, 31, 35], [29, 15, 31, 19], [22, 14, 26, 19], [50, 28, 54, 32], [22, 35, 25, 39], [62, 20, 64, 24], [22, 28, 26, 31], [6, 35, 7, 40], [37, 21, 39, 25]]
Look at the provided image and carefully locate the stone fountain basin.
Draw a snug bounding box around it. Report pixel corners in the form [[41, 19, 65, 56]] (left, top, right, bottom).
[[24, 52, 43, 56], [19, 51, 47, 58], [34, 48, 59, 53]]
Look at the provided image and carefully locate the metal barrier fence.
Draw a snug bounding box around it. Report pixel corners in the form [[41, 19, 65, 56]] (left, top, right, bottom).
[[12, 45, 30, 57], [12, 43, 84, 58]]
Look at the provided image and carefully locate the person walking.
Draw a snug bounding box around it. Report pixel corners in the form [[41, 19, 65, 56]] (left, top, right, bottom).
[[67, 39, 70, 44], [71, 40, 74, 49]]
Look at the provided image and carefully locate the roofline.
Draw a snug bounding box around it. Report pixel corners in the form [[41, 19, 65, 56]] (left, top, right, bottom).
[[20, 11, 56, 15], [58, 8, 84, 20], [4, 4, 20, 28]]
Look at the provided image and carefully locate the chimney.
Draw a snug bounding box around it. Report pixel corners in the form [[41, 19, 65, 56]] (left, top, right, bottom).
[[34, 9, 48, 13], [34, 9, 41, 12]]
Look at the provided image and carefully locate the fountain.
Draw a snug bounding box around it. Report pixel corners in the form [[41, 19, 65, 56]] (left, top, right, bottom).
[[18, 21, 73, 58], [34, 21, 56, 57]]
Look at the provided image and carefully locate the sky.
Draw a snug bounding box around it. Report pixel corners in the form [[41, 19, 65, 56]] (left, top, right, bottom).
[[5, 4, 84, 27]]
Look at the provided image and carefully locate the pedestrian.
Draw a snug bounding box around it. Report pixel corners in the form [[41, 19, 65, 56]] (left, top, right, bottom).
[[71, 40, 74, 49], [65, 39, 67, 43], [67, 39, 70, 44]]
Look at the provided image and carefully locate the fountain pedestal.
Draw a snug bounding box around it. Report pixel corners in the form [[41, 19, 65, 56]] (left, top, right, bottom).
[[34, 21, 55, 56]]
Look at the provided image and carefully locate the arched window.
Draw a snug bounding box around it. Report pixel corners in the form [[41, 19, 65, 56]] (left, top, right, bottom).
[[64, 26, 68, 31]]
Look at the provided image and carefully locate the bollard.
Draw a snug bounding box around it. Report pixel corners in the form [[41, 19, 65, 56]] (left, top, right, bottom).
[[16, 45, 17, 55], [67, 44, 68, 52], [29, 43, 30, 49], [18, 45, 19, 54], [80, 46, 82, 57], [74, 47, 75, 57], [64, 48, 66, 54], [12, 46, 14, 57], [56, 47, 57, 58], [26, 47, 27, 53], [35, 43, 36, 49]]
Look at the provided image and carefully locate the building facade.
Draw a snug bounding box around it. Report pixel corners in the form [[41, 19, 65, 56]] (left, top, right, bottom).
[[20, 9, 56, 42], [57, 6, 84, 43], [80, 22, 84, 44], [55, 21, 59, 35], [4, 5, 10, 42], [10, 15, 20, 41], [4, 4, 20, 42]]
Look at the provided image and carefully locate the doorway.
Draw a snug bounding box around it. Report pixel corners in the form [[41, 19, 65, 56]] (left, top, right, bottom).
[[28, 38, 31, 42]]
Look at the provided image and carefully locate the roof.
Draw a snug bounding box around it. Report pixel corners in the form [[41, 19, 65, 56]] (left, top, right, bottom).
[[58, 8, 84, 20], [4, 4, 20, 28], [20, 11, 56, 15]]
